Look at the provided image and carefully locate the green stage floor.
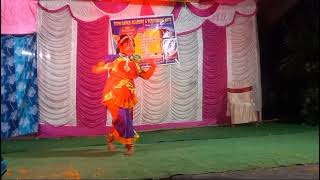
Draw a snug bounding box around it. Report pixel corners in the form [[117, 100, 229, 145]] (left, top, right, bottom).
[[1, 122, 319, 179]]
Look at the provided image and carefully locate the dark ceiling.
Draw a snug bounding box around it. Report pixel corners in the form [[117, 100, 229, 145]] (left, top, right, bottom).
[[256, 0, 301, 29]]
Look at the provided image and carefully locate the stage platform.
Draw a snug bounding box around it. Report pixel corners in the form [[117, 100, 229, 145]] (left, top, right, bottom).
[[1, 122, 318, 179]]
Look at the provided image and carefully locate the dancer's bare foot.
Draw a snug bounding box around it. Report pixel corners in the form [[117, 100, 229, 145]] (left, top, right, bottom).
[[124, 145, 134, 156], [107, 143, 117, 152]]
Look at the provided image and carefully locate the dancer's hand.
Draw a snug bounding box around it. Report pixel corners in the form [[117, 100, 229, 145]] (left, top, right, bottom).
[[146, 59, 156, 67], [92, 61, 106, 74], [139, 59, 156, 79]]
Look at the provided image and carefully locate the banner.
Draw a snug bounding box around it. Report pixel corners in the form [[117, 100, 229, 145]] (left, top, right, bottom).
[[110, 15, 179, 66]]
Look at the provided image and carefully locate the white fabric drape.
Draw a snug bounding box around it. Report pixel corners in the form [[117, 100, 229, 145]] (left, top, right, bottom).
[[37, 8, 77, 126], [196, 29, 204, 121], [133, 29, 203, 125], [136, 65, 171, 124], [150, 2, 176, 16], [69, 1, 105, 21], [226, 14, 261, 111], [38, 0, 71, 11], [174, 0, 256, 33], [38, 0, 105, 21], [170, 29, 203, 122], [190, 2, 214, 9], [228, 90, 258, 124], [175, 7, 205, 33], [207, 0, 256, 26]]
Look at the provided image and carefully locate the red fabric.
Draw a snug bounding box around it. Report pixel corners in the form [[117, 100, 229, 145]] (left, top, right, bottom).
[[140, 0, 155, 16], [204, 0, 245, 4], [202, 20, 228, 125], [37, 119, 222, 138], [227, 86, 253, 93], [76, 16, 110, 128], [93, 1, 129, 14], [38, 124, 108, 138], [94, 0, 244, 5]]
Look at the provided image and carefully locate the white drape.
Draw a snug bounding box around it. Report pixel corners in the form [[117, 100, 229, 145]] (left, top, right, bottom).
[[226, 15, 261, 111], [132, 29, 203, 125], [37, 8, 77, 126]]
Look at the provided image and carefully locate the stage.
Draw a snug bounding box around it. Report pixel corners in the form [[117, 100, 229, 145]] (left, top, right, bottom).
[[1, 122, 318, 179]]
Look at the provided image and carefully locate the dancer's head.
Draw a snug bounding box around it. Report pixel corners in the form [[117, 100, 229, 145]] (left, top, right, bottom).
[[117, 34, 135, 57]]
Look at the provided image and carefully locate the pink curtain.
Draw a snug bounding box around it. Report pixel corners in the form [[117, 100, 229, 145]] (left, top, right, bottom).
[[171, 3, 183, 21], [202, 20, 228, 125], [93, 1, 129, 14], [1, 0, 37, 34], [38, 125, 107, 138], [76, 16, 110, 128]]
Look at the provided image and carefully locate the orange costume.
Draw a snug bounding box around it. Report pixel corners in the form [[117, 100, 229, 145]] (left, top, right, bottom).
[[103, 54, 156, 144], [102, 54, 155, 113], [93, 34, 156, 155]]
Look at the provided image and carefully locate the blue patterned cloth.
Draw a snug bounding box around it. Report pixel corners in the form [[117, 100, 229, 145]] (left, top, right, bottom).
[[1, 34, 38, 139]]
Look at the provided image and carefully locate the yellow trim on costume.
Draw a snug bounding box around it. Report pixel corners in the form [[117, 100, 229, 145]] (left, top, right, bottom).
[[107, 129, 140, 145], [104, 62, 113, 70], [112, 57, 126, 72], [135, 61, 142, 74], [104, 91, 113, 101], [114, 79, 136, 94], [110, 129, 134, 145], [111, 56, 143, 74], [134, 130, 140, 141]]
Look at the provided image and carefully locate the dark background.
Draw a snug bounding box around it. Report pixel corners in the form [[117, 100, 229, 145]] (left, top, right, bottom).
[[256, 0, 319, 124]]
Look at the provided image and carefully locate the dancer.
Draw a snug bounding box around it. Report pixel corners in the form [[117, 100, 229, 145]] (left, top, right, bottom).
[[93, 34, 156, 155]]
